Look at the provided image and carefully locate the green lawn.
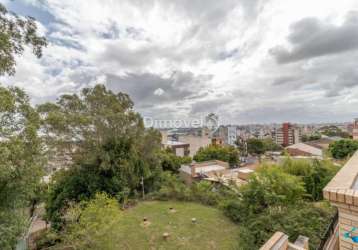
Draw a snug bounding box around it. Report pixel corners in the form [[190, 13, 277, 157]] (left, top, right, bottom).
[[116, 201, 239, 250]]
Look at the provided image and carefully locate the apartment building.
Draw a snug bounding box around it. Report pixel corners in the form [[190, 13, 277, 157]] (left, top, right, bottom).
[[178, 134, 212, 157], [215, 126, 237, 146], [275, 122, 301, 147], [227, 126, 237, 146]]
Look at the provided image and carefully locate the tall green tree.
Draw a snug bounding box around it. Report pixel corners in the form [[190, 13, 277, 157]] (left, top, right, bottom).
[[0, 87, 44, 249], [0, 3, 47, 76], [38, 85, 151, 165], [0, 4, 46, 248], [43, 85, 164, 228]]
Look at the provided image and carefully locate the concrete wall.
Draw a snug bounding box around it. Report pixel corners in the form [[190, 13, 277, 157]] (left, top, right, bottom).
[[260, 232, 308, 250]]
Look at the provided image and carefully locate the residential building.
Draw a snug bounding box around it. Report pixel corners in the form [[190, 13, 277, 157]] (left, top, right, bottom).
[[179, 160, 229, 185], [286, 142, 323, 158], [214, 125, 237, 146], [353, 118, 358, 140], [178, 133, 212, 157], [162, 140, 190, 157], [179, 160, 251, 187], [161, 130, 190, 156], [227, 126, 237, 146], [275, 122, 301, 147]]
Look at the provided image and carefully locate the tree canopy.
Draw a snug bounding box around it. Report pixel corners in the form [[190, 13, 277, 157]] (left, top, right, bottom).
[[301, 133, 321, 142], [159, 148, 191, 173], [37, 85, 146, 162], [43, 85, 164, 229], [281, 158, 339, 201], [62, 193, 123, 250], [237, 138, 282, 156], [240, 166, 305, 213], [222, 161, 336, 249], [0, 3, 47, 76], [0, 87, 44, 249], [329, 139, 358, 159], [320, 125, 351, 138], [193, 144, 239, 167], [0, 4, 46, 246], [246, 138, 266, 155]]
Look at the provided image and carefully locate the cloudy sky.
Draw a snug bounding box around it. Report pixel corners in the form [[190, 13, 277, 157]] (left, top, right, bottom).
[[1, 0, 358, 124]]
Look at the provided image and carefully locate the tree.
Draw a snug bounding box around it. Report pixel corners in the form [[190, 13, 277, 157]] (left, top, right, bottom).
[[46, 133, 162, 229], [239, 166, 305, 213], [61, 193, 123, 250], [262, 138, 282, 151], [301, 133, 321, 142], [329, 139, 358, 159], [320, 125, 351, 138], [235, 137, 247, 156], [246, 138, 266, 155], [234, 202, 334, 249], [0, 3, 47, 76], [193, 144, 239, 167], [222, 165, 335, 249], [0, 87, 44, 249], [159, 148, 192, 173], [0, 4, 46, 246], [281, 158, 339, 201], [43, 85, 163, 228], [37, 85, 146, 164]]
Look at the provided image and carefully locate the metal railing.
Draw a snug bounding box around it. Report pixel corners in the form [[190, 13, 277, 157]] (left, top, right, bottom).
[[316, 211, 339, 250]]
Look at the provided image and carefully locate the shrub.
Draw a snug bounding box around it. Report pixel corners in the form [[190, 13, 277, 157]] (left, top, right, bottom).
[[194, 145, 239, 167], [281, 158, 340, 201], [329, 139, 358, 159]]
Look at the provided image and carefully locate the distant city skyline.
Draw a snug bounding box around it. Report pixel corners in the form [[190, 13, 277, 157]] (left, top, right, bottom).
[[1, 0, 358, 123]]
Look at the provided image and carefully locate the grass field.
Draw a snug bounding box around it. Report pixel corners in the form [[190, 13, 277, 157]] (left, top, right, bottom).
[[116, 201, 239, 250]]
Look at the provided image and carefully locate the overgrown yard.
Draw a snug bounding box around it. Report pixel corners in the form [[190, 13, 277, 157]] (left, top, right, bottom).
[[116, 201, 239, 250]]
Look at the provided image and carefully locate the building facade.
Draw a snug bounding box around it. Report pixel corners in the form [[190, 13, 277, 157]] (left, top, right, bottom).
[[215, 126, 237, 146], [227, 126, 237, 146], [178, 134, 212, 157], [275, 122, 301, 147], [353, 118, 358, 140]]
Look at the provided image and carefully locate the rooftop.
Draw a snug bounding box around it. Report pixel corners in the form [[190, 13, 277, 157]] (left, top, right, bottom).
[[180, 160, 229, 177], [163, 140, 189, 146], [286, 142, 323, 156]]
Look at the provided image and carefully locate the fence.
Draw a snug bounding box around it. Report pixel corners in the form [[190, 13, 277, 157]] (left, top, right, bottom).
[[316, 211, 339, 250]]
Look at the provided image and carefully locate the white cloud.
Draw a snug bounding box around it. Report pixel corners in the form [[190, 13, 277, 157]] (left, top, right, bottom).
[[2, 0, 358, 123], [153, 88, 165, 96]]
